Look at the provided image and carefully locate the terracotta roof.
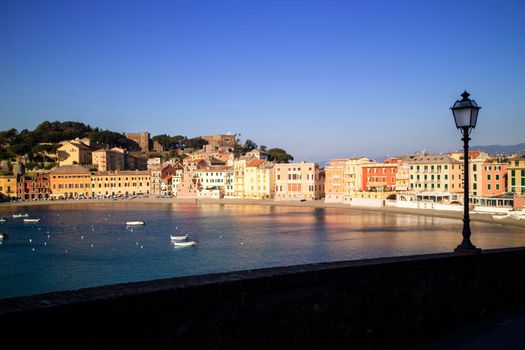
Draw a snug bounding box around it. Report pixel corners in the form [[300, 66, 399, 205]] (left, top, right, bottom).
[[50, 165, 91, 174], [247, 159, 265, 167]]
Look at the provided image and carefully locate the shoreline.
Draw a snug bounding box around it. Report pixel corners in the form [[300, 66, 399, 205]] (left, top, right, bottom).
[[1, 197, 524, 228]]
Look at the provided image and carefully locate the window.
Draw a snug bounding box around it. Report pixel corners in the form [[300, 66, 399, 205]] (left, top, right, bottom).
[[487, 184, 491, 190], [487, 174, 491, 181]]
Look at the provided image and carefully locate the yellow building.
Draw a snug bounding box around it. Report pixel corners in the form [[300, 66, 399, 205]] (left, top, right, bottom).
[[50, 165, 92, 199], [325, 159, 349, 203], [508, 154, 525, 195], [244, 159, 275, 199], [0, 175, 17, 199], [233, 157, 250, 198], [342, 157, 373, 204], [90, 170, 151, 197], [92, 148, 125, 171], [274, 162, 324, 201], [57, 140, 92, 166]]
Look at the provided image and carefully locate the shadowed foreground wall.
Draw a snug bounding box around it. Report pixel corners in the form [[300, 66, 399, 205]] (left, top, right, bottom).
[[1, 248, 525, 349]]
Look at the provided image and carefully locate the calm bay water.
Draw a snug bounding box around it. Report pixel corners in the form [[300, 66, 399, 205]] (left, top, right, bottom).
[[0, 202, 524, 299]]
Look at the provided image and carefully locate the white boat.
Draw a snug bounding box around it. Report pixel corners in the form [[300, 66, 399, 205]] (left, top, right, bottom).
[[0, 233, 7, 240], [173, 240, 197, 247], [170, 234, 188, 241], [23, 218, 41, 223], [0, 218, 6, 222], [126, 221, 145, 226], [492, 214, 508, 220], [13, 213, 29, 218]]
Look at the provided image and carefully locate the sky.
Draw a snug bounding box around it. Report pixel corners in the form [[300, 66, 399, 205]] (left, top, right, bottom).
[[1, 0, 524, 162]]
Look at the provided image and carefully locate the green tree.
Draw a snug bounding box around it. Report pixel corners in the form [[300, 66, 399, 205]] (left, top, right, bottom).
[[267, 148, 294, 163]]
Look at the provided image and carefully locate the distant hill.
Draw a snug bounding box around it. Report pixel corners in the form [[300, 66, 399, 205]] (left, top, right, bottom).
[[470, 143, 525, 155]]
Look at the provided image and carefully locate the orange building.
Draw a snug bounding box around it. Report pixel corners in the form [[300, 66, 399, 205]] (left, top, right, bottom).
[[50, 165, 91, 199], [324, 159, 349, 203], [361, 160, 398, 192]]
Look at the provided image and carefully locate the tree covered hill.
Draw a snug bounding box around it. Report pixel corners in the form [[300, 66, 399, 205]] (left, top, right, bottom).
[[0, 121, 140, 160]]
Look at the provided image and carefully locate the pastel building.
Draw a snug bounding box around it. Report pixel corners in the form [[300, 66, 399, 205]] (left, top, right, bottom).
[[274, 162, 325, 201], [0, 175, 17, 200], [324, 159, 349, 203], [57, 140, 92, 166], [361, 159, 398, 192], [233, 157, 251, 198], [508, 154, 525, 195], [342, 157, 374, 204], [406, 154, 464, 203], [17, 173, 51, 200], [243, 159, 275, 199], [92, 148, 125, 171], [49, 165, 91, 199], [150, 165, 177, 196], [90, 171, 151, 197]]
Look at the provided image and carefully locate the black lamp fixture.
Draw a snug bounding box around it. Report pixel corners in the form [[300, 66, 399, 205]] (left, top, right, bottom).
[[451, 91, 482, 253]]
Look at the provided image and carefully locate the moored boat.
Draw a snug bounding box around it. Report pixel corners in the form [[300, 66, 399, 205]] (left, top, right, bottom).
[[126, 221, 145, 226], [170, 234, 188, 241], [23, 218, 41, 223], [0, 217, 6, 222], [0, 233, 7, 240], [173, 240, 197, 247], [13, 213, 29, 218]]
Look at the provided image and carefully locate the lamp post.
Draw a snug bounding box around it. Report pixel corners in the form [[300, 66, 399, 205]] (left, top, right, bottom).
[[451, 91, 482, 253]]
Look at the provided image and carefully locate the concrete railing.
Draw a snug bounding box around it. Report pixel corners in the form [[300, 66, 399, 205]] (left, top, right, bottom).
[[1, 248, 525, 348]]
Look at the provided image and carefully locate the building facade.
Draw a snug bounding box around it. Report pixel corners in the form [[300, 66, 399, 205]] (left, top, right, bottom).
[[17, 173, 51, 200], [0, 175, 17, 200], [508, 154, 525, 195], [57, 140, 92, 166], [324, 159, 349, 203], [243, 159, 275, 199], [49, 165, 91, 199], [90, 171, 151, 197], [274, 162, 325, 201]]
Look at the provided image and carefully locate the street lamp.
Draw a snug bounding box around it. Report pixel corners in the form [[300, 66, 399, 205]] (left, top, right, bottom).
[[451, 91, 482, 253]]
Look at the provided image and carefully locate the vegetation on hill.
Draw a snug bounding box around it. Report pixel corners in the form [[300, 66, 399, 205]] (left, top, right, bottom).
[[0, 121, 141, 162]]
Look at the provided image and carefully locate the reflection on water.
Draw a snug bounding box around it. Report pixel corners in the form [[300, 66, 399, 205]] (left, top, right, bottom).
[[0, 202, 524, 299]]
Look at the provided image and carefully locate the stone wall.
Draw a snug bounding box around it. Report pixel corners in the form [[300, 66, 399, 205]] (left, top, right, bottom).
[[1, 248, 525, 348]]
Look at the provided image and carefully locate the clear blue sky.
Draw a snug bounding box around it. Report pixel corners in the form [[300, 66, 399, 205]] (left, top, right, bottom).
[[1, 0, 524, 161]]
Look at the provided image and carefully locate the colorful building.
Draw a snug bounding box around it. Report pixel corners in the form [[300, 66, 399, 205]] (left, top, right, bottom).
[[17, 173, 51, 200], [49, 165, 91, 199], [274, 162, 325, 201], [342, 157, 374, 204], [90, 170, 151, 197], [508, 154, 525, 195], [0, 175, 17, 200], [57, 140, 92, 166], [361, 159, 398, 192], [150, 165, 177, 196], [92, 148, 125, 171], [243, 159, 274, 199], [324, 158, 349, 203], [405, 154, 464, 204]]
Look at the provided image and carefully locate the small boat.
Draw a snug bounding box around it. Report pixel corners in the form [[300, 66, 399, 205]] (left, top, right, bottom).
[[492, 213, 508, 220], [126, 221, 145, 226], [0, 233, 7, 240], [0, 218, 6, 222], [170, 234, 188, 241], [173, 240, 197, 247], [13, 213, 29, 218], [24, 218, 41, 223]]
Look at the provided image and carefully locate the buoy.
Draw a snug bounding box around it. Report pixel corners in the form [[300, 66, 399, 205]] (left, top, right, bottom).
[[44, 242, 47, 246], [91, 244, 94, 247], [65, 249, 69, 254], [81, 235, 84, 239], [32, 248, 35, 252], [140, 245, 143, 249], [29, 238, 32, 243]]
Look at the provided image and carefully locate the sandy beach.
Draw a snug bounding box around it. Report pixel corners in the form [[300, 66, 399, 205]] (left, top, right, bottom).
[[1, 197, 524, 228]]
